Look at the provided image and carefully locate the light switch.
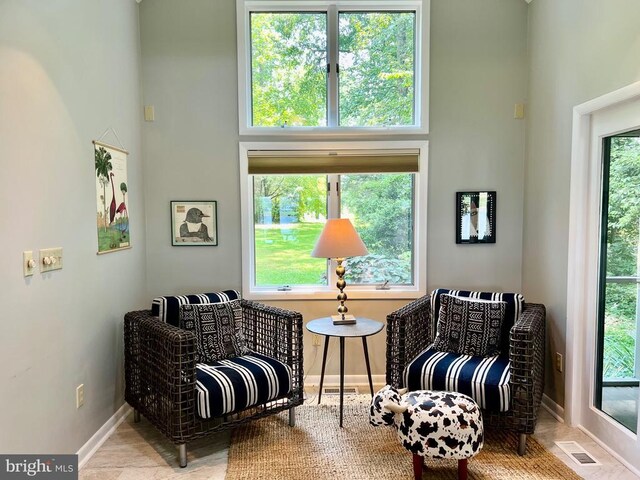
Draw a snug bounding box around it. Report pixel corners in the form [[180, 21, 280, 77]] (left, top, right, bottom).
[[144, 105, 155, 122], [23, 251, 36, 277], [40, 247, 63, 273]]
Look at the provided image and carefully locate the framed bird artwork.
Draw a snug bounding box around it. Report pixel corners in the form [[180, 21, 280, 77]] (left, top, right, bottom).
[[171, 201, 218, 246]]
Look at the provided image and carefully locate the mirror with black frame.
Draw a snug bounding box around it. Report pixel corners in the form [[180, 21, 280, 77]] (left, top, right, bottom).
[[456, 191, 496, 244]]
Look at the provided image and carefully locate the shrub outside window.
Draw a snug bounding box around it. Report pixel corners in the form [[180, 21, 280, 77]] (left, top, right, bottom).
[[341, 173, 414, 284]]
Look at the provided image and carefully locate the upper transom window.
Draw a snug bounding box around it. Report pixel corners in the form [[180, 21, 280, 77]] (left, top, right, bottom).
[[236, 1, 428, 135]]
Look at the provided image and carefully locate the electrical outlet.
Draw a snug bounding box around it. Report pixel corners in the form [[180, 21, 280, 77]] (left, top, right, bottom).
[[312, 335, 321, 347], [555, 353, 563, 373], [76, 384, 84, 408]]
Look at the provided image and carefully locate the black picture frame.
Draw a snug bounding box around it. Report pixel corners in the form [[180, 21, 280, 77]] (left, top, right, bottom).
[[456, 191, 496, 244], [171, 200, 218, 246]]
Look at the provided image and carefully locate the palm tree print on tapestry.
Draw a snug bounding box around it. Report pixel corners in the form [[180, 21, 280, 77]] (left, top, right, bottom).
[[94, 142, 130, 253]]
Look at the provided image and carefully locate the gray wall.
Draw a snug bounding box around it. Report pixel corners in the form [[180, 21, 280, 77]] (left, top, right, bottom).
[[0, 0, 146, 453], [429, 0, 527, 293], [139, 0, 528, 378], [524, 0, 640, 406], [140, 0, 242, 296]]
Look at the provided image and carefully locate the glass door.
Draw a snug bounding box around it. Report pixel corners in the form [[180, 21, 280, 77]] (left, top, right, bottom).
[[596, 130, 640, 433]]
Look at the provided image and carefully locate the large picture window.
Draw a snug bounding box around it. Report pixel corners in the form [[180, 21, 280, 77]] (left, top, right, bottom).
[[239, 141, 428, 299], [237, 1, 428, 134]]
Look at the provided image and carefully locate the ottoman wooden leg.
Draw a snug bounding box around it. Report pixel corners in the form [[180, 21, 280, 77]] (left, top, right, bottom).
[[457, 458, 468, 480], [412, 454, 423, 480]]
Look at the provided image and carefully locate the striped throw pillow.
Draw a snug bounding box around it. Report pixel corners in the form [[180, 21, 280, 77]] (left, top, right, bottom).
[[151, 290, 240, 327]]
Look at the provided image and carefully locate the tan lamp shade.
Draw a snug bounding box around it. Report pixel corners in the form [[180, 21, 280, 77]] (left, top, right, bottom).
[[311, 218, 369, 259]]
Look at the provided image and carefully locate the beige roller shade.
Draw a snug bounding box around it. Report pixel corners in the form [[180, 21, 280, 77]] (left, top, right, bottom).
[[247, 149, 420, 174]]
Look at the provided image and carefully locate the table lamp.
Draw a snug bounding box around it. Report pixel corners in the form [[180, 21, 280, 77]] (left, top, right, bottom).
[[311, 218, 369, 324]]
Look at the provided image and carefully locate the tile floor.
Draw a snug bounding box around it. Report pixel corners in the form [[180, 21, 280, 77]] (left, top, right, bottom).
[[80, 394, 640, 479], [534, 409, 638, 479]]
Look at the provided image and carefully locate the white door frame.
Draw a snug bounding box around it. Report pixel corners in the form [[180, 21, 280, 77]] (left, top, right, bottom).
[[566, 81, 640, 471]]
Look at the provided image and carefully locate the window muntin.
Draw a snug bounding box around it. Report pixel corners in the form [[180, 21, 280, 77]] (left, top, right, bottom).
[[253, 174, 328, 286], [338, 11, 415, 126], [250, 12, 328, 127], [239, 1, 426, 134], [341, 173, 414, 285]]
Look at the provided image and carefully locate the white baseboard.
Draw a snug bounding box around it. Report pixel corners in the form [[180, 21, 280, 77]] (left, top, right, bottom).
[[305, 374, 386, 391], [77, 403, 132, 469], [541, 393, 565, 423]]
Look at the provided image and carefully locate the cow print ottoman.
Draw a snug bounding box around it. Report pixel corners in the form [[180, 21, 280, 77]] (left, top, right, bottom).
[[370, 385, 484, 480]]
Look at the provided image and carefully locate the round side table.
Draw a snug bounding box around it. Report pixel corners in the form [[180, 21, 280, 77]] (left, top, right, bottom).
[[306, 317, 384, 427]]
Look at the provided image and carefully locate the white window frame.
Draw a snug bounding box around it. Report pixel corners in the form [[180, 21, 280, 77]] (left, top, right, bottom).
[[236, 0, 429, 136], [239, 140, 428, 300]]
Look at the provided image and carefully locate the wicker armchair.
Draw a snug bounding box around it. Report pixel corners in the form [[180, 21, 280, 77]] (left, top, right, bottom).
[[124, 299, 303, 467], [386, 294, 545, 455]]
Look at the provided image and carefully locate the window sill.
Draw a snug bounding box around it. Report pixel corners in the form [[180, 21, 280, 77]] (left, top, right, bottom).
[[238, 125, 428, 137], [243, 287, 425, 301]]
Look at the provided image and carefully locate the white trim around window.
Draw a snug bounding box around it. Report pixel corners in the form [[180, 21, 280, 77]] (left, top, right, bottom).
[[236, 0, 429, 136], [239, 140, 428, 300]]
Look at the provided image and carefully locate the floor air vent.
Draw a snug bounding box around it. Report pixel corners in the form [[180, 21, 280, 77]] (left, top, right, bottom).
[[323, 387, 359, 395], [555, 441, 601, 466]]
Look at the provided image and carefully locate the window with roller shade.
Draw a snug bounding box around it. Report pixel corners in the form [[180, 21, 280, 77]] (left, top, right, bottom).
[[239, 142, 428, 299]]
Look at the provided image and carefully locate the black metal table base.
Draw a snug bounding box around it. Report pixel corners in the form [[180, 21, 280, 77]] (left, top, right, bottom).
[[317, 336, 375, 427]]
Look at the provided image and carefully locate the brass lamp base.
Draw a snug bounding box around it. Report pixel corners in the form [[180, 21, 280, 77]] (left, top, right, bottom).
[[334, 257, 357, 324], [332, 314, 356, 325]]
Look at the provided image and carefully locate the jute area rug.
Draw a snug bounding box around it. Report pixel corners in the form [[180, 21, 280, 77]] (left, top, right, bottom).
[[226, 404, 582, 480]]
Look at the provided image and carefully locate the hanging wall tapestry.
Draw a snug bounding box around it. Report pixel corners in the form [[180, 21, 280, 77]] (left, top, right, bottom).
[[94, 140, 131, 254]]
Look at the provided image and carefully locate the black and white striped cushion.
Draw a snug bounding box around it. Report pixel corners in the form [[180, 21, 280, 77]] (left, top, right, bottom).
[[151, 290, 240, 327], [404, 347, 511, 412], [195, 352, 292, 419]]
